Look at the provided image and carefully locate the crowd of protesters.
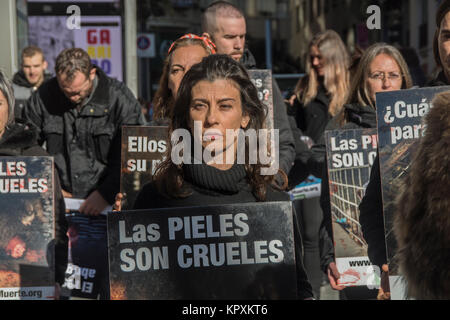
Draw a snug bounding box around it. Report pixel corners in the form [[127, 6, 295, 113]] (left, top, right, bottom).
[[1, 0, 449, 300]]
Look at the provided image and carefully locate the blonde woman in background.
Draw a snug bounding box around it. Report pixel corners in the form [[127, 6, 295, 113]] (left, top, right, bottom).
[[288, 29, 351, 299]]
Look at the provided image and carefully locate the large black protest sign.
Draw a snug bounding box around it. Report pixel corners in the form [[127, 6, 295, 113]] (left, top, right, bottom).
[[120, 126, 169, 210], [107, 201, 297, 300], [376, 86, 450, 298], [248, 70, 274, 130], [325, 128, 379, 287], [0, 157, 55, 300]]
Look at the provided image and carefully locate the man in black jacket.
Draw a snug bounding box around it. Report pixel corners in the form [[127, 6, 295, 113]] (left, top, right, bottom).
[[24, 48, 144, 299], [201, 1, 296, 177], [12, 46, 52, 121], [359, 0, 450, 299]]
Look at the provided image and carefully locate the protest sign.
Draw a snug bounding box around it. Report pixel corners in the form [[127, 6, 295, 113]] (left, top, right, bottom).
[[120, 126, 169, 210], [288, 175, 321, 200], [0, 157, 55, 300], [63, 212, 108, 299], [247, 70, 274, 131], [325, 128, 379, 287], [107, 201, 297, 300], [376, 86, 450, 299]]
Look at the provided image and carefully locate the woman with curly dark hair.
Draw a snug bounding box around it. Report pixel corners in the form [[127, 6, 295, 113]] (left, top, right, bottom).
[[132, 54, 313, 299]]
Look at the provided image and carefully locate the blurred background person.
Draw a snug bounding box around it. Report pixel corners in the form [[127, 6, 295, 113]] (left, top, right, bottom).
[[0, 69, 68, 299], [12, 46, 51, 121], [288, 29, 351, 299]]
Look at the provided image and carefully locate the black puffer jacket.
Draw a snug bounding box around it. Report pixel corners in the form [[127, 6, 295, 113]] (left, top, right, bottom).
[[318, 103, 377, 272], [0, 122, 68, 285], [23, 67, 145, 204]]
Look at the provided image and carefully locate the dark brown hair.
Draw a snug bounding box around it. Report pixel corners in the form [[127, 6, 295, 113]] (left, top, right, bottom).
[[154, 54, 286, 201], [55, 48, 92, 82]]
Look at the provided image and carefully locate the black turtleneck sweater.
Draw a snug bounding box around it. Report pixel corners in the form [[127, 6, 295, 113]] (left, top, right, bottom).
[[133, 163, 314, 299], [134, 163, 288, 208]]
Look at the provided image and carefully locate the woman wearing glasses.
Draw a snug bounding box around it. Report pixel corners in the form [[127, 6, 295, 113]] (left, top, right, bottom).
[[319, 43, 412, 298]]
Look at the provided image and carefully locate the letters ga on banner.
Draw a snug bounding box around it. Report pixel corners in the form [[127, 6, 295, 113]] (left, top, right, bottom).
[[0, 156, 55, 300], [107, 201, 297, 300], [325, 128, 379, 287], [120, 126, 169, 210], [376, 86, 450, 298]]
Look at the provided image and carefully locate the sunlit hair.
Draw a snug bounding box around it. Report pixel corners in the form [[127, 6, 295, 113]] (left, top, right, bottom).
[[201, 0, 244, 36], [55, 48, 92, 82], [152, 36, 215, 121], [347, 43, 412, 109], [154, 54, 287, 201], [21, 45, 45, 62], [295, 30, 350, 117]]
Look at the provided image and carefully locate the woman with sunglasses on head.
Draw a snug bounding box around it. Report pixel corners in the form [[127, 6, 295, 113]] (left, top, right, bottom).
[[151, 34, 216, 126], [318, 43, 412, 299]]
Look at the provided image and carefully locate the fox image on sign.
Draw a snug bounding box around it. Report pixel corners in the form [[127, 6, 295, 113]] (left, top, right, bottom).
[[0, 156, 55, 300]]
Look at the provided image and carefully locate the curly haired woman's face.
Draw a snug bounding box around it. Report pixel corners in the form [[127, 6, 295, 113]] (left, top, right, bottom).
[[189, 79, 250, 168], [168, 45, 209, 98]]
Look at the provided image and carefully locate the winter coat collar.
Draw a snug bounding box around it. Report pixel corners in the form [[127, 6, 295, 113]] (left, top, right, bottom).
[[0, 122, 39, 155], [240, 48, 257, 69], [12, 70, 52, 88], [427, 71, 449, 87]]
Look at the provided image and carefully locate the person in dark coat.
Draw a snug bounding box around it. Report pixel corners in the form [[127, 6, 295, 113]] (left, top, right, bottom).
[[131, 54, 313, 299], [284, 30, 351, 298], [11, 46, 52, 121], [359, 0, 450, 299], [23, 48, 144, 299], [0, 69, 68, 298]]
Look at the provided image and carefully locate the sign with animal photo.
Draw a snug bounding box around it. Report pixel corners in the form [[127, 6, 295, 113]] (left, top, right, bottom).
[[0, 156, 55, 300], [120, 126, 169, 210], [376, 86, 450, 298], [107, 201, 297, 300], [325, 128, 379, 287]]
